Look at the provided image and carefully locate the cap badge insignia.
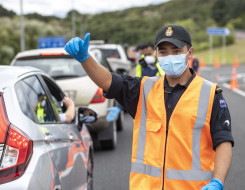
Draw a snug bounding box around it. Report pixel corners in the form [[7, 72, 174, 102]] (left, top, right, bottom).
[[165, 27, 173, 37]]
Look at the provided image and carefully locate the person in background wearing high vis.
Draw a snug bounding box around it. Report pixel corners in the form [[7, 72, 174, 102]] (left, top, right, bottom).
[[65, 24, 234, 190], [134, 43, 146, 63], [36, 94, 75, 123], [136, 42, 165, 77], [36, 93, 46, 123]]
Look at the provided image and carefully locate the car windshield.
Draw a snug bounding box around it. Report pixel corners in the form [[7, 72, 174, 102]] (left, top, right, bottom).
[[100, 49, 121, 59], [14, 57, 87, 79]]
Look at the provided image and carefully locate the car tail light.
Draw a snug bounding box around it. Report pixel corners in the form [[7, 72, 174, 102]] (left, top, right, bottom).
[[0, 93, 33, 185], [90, 88, 106, 104], [40, 52, 64, 56]]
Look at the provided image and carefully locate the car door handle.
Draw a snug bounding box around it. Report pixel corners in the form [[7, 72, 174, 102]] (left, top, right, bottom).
[[69, 134, 75, 142], [44, 133, 55, 144]]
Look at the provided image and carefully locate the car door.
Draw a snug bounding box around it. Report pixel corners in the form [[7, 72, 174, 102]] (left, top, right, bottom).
[[19, 74, 85, 190], [38, 74, 88, 190]]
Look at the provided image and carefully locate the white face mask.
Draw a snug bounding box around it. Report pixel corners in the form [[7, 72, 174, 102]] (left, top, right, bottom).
[[41, 100, 46, 107], [158, 49, 190, 78], [144, 55, 155, 65]]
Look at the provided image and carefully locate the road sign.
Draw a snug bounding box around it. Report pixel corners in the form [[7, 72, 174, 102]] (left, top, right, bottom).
[[206, 28, 231, 36], [38, 36, 66, 49], [206, 27, 231, 64]]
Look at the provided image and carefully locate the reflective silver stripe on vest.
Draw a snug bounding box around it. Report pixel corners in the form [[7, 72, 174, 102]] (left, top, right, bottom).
[[166, 79, 214, 181], [131, 162, 162, 177], [165, 169, 213, 181], [131, 76, 162, 178]]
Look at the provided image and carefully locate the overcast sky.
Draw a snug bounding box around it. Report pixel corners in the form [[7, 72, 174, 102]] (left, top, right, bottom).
[[1, 0, 168, 18]]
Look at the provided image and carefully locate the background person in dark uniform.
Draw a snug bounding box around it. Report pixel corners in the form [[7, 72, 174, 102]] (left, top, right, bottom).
[[65, 24, 234, 190]]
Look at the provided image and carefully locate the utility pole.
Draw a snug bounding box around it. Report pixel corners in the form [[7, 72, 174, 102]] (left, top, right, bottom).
[[80, 15, 85, 37], [72, 0, 76, 37], [20, 0, 25, 51]]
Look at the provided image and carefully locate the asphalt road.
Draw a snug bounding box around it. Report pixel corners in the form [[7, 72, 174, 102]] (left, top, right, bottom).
[[93, 113, 133, 190], [93, 65, 245, 190]]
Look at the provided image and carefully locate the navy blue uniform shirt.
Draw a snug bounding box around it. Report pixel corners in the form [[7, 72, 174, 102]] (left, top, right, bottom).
[[104, 69, 234, 150], [141, 65, 159, 77]]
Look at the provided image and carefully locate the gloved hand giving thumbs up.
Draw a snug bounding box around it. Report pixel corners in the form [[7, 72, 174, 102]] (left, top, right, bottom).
[[65, 33, 90, 63]]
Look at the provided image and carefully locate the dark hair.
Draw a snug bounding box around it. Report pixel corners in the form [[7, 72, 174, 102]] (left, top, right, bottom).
[[145, 42, 154, 49], [135, 43, 146, 51]]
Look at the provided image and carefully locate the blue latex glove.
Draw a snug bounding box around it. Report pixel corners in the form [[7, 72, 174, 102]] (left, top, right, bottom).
[[201, 178, 224, 190], [64, 33, 90, 62], [106, 106, 121, 122]]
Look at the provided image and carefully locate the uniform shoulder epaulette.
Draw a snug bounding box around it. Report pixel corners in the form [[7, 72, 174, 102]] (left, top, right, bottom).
[[215, 86, 222, 94]]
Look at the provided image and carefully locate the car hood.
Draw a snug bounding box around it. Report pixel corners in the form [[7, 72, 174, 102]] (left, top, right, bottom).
[[106, 58, 131, 72], [56, 76, 98, 106]]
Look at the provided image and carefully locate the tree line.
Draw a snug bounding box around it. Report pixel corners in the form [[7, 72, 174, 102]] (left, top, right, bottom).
[[0, 0, 245, 65]]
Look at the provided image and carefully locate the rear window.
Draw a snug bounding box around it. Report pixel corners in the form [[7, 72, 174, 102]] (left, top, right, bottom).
[[100, 49, 121, 59], [14, 57, 87, 79]]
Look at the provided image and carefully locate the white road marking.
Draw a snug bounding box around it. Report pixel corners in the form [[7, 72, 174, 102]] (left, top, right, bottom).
[[223, 83, 245, 97]]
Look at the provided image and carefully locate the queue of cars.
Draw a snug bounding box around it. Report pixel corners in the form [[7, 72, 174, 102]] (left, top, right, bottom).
[[0, 66, 95, 189], [11, 48, 121, 150]]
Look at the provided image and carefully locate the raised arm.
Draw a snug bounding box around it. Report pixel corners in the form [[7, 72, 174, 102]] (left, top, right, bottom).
[[82, 55, 112, 91], [65, 33, 112, 91]]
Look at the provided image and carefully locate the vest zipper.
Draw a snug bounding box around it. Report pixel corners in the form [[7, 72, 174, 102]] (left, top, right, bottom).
[[162, 125, 169, 190]]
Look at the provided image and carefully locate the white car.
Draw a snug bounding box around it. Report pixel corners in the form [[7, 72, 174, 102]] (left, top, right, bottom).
[[90, 43, 131, 75], [11, 48, 124, 149]]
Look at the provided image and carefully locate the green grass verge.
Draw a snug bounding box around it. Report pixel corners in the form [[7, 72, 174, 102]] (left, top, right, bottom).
[[194, 39, 245, 65]]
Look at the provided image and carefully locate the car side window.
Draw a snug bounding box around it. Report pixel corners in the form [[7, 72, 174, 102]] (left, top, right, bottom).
[[21, 76, 56, 123], [100, 49, 121, 59], [42, 76, 64, 115], [15, 82, 35, 121]]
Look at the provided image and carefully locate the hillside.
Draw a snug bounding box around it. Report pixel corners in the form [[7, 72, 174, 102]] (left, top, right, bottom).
[[1, 0, 245, 65]]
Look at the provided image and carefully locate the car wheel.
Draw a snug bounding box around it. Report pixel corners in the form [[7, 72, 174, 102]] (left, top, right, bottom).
[[87, 150, 93, 190], [100, 121, 117, 150], [116, 110, 124, 131]]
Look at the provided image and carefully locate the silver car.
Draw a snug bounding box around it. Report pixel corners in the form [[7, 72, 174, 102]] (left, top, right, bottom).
[[0, 66, 95, 189]]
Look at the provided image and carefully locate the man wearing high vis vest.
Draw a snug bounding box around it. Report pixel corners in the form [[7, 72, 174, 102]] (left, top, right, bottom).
[[65, 24, 234, 190]]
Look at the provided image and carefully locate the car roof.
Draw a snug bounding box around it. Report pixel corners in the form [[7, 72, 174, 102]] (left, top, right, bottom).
[[90, 44, 122, 49], [0, 66, 42, 89], [13, 47, 99, 60], [14, 48, 69, 59]]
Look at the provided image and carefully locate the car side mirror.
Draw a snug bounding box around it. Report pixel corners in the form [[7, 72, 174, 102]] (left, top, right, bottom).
[[78, 107, 98, 127]]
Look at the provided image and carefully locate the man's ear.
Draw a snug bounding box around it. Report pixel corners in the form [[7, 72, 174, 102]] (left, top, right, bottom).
[[188, 47, 194, 59]]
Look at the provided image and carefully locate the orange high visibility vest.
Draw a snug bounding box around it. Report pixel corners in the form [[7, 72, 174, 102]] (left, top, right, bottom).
[[130, 75, 216, 190]]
